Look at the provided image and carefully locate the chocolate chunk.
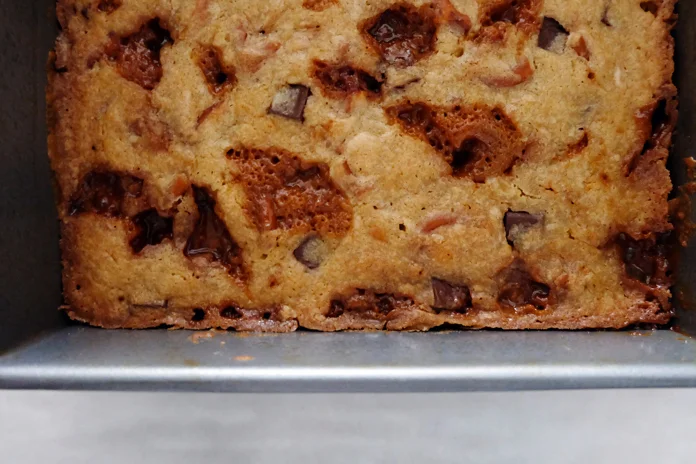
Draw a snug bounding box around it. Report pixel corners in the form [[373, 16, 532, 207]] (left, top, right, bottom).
[[617, 233, 670, 286], [185, 186, 245, 278], [303, 0, 338, 13], [97, 0, 121, 13], [326, 290, 413, 319], [197, 46, 236, 95], [363, 4, 437, 67], [640, 1, 659, 15], [504, 210, 542, 244], [647, 98, 675, 150], [69, 171, 143, 217], [538, 17, 568, 52], [130, 208, 173, 253], [105, 18, 173, 90], [431, 278, 472, 313], [313, 60, 382, 100], [628, 89, 678, 174], [269, 85, 311, 121], [191, 308, 206, 322], [293, 235, 326, 269], [326, 300, 345, 318], [498, 265, 551, 311], [220, 306, 242, 319]]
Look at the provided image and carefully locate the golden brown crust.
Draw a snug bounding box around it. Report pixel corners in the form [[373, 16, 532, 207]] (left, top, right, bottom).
[[49, 0, 678, 331]]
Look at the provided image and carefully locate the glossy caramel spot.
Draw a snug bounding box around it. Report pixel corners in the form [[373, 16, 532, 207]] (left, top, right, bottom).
[[69, 171, 143, 217], [386, 101, 526, 182], [185, 186, 246, 279], [228, 147, 352, 235], [105, 18, 173, 90], [313, 60, 382, 100], [628, 87, 678, 175], [497, 261, 551, 311], [130, 208, 173, 253], [361, 3, 437, 67], [197, 45, 236, 95]]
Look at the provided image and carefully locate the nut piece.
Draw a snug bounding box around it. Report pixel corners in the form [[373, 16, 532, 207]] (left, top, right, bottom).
[[269, 85, 311, 121]]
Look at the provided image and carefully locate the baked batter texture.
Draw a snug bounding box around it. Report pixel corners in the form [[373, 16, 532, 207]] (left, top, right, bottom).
[[48, 0, 678, 331]]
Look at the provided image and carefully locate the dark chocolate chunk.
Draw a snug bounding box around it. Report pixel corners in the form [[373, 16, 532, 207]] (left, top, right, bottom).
[[431, 278, 472, 313], [616, 233, 670, 286], [97, 0, 122, 14], [640, 1, 659, 15], [326, 290, 412, 319], [69, 171, 143, 217], [364, 4, 437, 67], [220, 306, 243, 319], [498, 266, 551, 311], [538, 17, 568, 52], [293, 234, 325, 269], [185, 186, 245, 278], [191, 308, 206, 322], [130, 208, 173, 253], [326, 300, 345, 318], [269, 85, 311, 121], [504, 210, 542, 244], [628, 90, 678, 174]]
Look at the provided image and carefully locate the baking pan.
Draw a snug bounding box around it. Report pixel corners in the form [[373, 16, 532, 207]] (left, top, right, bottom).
[[1, 0, 696, 392]]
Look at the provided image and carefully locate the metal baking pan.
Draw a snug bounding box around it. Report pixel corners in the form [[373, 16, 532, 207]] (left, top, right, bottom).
[[1, 0, 696, 392]]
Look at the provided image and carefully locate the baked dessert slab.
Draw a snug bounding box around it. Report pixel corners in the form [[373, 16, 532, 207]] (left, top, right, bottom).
[[48, 0, 677, 331]]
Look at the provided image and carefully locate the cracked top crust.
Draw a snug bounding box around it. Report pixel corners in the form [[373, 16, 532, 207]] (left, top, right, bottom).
[[49, 0, 677, 331]]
